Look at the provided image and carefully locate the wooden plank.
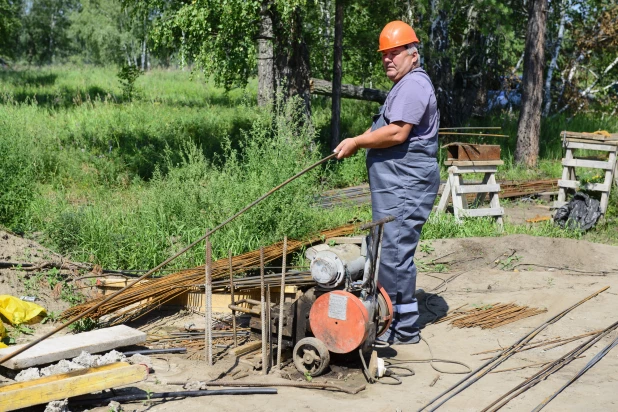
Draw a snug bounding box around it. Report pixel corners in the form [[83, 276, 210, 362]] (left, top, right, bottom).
[[563, 131, 618, 140], [459, 208, 504, 217], [566, 137, 618, 146], [0, 326, 146, 370], [557, 179, 609, 191], [565, 141, 618, 151], [0, 362, 148, 411], [436, 174, 452, 213], [229, 341, 262, 358], [324, 236, 364, 245], [444, 160, 504, 166], [456, 184, 501, 194], [562, 158, 613, 170], [447, 165, 501, 173]]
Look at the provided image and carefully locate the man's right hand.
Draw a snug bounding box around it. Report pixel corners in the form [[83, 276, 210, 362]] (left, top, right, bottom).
[[334, 137, 359, 159]]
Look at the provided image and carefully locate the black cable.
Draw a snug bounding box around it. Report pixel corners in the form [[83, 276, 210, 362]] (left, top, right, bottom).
[[72, 388, 278, 405]]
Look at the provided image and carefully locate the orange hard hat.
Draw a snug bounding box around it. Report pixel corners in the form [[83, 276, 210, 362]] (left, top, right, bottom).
[[378, 21, 419, 52]]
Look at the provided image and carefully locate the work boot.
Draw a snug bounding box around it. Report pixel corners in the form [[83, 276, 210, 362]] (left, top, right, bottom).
[[377, 333, 421, 345]]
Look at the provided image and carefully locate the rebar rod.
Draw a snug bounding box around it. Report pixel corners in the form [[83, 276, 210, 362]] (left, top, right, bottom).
[[418, 286, 609, 412], [267, 285, 272, 369], [228, 250, 237, 348], [205, 236, 213, 366], [260, 247, 267, 375], [532, 334, 618, 412], [276, 235, 287, 369], [483, 320, 618, 412], [0, 153, 338, 366]]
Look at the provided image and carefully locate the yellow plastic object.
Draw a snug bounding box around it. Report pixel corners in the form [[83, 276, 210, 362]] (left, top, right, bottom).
[[0, 296, 46, 326], [0, 322, 6, 348]]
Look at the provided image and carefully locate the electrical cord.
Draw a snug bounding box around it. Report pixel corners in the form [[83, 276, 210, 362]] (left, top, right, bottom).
[[384, 337, 472, 375]]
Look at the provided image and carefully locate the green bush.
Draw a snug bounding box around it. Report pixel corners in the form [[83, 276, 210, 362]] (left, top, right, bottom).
[[30, 97, 355, 269], [0, 115, 37, 228]]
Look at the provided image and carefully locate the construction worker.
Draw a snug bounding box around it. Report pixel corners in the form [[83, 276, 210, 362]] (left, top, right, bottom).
[[334, 21, 439, 344]]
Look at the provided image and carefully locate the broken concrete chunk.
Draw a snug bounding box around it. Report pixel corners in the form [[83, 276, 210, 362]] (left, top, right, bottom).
[[40, 360, 85, 376], [44, 399, 70, 412], [127, 353, 152, 367], [15, 367, 40, 382]]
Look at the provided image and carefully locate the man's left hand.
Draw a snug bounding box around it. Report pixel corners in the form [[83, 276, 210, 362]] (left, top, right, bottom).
[[334, 137, 359, 159]]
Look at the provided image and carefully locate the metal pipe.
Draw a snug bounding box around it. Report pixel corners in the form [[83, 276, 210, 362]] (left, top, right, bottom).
[[0, 153, 337, 366], [267, 285, 272, 369], [122, 348, 187, 356], [72, 388, 278, 405], [205, 236, 213, 366], [260, 247, 267, 375], [166, 380, 366, 395], [229, 249, 237, 348], [276, 235, 287, 369]]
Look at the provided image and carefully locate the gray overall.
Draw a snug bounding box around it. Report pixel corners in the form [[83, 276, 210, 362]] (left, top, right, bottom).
[[367, 68, 440, 342]]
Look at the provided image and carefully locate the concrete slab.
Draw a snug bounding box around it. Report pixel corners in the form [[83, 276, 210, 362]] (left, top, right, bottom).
[[0, 325, 146, 369]]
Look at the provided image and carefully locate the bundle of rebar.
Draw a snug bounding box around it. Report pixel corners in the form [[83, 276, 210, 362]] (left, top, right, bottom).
[[60, 224, 357, 324], [318, 179, 558, 208], [418, 287, 609, 412], [435, 303, 547, 329]]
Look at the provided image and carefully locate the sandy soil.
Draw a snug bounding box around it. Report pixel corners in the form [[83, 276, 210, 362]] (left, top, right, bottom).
[[1, 213, 617, 412]]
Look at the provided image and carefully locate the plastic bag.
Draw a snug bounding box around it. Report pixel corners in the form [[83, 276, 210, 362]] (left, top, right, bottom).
[[0, 295, 46, 326], [553, 192, 601, 231], [0, 322, 6, 348]]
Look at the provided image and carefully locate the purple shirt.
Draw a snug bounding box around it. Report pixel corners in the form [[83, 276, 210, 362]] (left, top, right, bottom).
[[384, 68, 439, 142]]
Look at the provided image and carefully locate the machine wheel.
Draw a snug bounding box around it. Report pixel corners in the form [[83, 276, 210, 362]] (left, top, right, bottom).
[[293, 337, 330, 377]]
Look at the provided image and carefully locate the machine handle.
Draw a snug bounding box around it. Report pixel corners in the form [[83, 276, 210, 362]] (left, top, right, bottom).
[[360, 216, 395, 230]]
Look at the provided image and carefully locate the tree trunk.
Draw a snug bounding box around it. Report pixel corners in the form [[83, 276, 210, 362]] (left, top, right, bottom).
[[330, 0, 344, 150], [274, 7, 311, 114], [257, 1, 275, 106], [542, 0, 566, 117], [515, 0, 548, 167], [427, 0, 453, 126]]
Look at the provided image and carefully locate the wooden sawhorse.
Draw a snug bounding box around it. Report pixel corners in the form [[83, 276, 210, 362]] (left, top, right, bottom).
[[554, 137, 618, 215], [436, 160, 504, 228]]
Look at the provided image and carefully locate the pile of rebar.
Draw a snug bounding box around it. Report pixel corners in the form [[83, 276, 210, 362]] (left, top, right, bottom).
[[482, 319, 618, 411], [418, 287, 609, 412], [435, 303, 547, 329], [60, 224, 357, 324], [318, 179, 558, 209]]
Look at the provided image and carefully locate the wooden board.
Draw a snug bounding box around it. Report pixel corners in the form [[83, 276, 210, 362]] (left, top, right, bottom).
[[561, 158, 613, 170], [0, 325, 146, 370], [0, 362, 148, 411], [565, 140, 618, 151], [459, 207, 504, 217], [563, 131, 618, 141], [444, 160, 504, 167]]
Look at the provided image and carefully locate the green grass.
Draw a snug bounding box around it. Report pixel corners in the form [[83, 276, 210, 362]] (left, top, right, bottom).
[[0, 65, 616, 271]]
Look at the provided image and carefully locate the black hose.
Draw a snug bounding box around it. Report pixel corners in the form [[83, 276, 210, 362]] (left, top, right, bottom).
[[72, 388, 278, 405]]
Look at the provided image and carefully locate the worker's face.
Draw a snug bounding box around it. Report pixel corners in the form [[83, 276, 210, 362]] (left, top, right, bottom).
[[381, 46, 417, 83]]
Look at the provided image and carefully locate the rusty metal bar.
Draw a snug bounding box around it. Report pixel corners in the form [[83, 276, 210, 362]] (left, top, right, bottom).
[[229, 250, 237, 348], [267, 285, 272, 370], [0, 153, 338, 367], [205, 236, 213, 366], [260, 247, 267, 375], [276, 235, 287, 369]]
